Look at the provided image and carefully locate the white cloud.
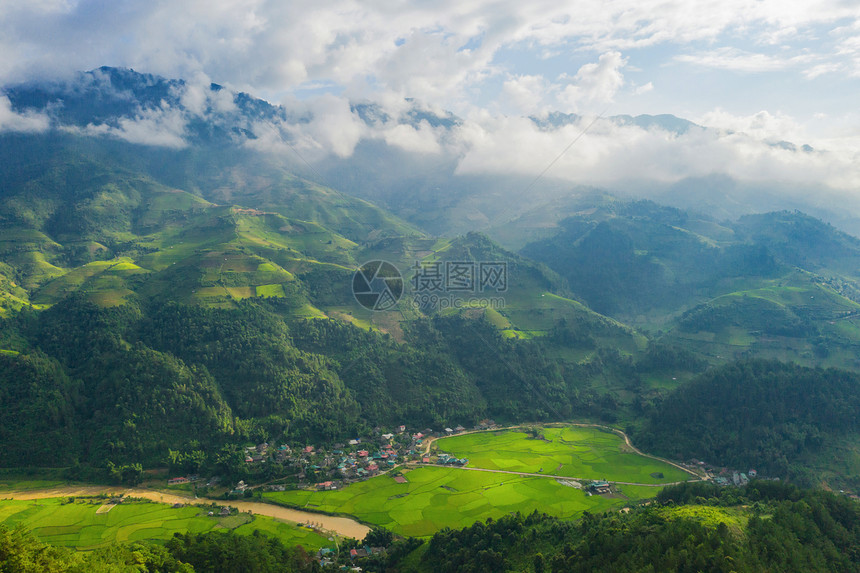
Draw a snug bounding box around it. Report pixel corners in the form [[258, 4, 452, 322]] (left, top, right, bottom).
[[450, 111, 860, 190], [675, 47, 815, 73], [73, 104, 188, 148], [2, 0, 858, 108], [633, 82, 654, 95], [377, 121, 444, 154], [174, 74, 238, 117], [501, 74, 548, 114], [3, 0, 860, 194], [558, 51, 627, 112], [0, 95, 50, 133], [277, 94, 366, 158], [697, 108, 807, 141]]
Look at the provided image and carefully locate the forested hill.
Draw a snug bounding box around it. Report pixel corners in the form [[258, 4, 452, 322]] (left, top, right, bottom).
[[8, 65, 860, 493], [0, 296, 616, 470], [637, 360, 860, 487], [518, 200, 860, 372], [0, 123, 652, 475], [0, 523, 319, 572]]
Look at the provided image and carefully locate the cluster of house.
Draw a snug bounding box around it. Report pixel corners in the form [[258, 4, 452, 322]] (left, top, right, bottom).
[[230, 480, 249, 495], [349, 546, 385, 559], [236, 421, 496, 489], [316, 546, 385, 568], [436, 453, 469, 466], [244, 442, 291, 464], [689, 461, 774, 487], [205, 506, 233, 517], [711, 469, 758, 487]]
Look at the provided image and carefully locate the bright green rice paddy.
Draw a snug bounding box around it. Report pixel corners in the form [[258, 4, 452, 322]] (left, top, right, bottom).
[[266, 466, 636, 537], [0, 497, 331, 551], [265, 425, 691, 537], [436, 426, 691, 484]]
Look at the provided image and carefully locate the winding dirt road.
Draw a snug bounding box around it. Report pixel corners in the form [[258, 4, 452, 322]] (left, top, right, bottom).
[[1, 423, 698, 542]]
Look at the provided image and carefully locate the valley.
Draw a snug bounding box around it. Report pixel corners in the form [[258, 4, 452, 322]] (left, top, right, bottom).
[[2, 66, 860, 571]]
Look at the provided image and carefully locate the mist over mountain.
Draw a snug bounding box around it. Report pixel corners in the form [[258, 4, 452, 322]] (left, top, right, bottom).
[[4, 66, 859, 239], [5, 3, 860, 567]]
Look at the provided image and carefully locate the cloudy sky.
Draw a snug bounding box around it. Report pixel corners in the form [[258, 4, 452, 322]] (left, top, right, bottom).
[[3, 0, 860, 188]]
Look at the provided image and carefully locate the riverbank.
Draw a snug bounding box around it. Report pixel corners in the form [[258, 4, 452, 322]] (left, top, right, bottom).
[[1, 485, 370, 540]]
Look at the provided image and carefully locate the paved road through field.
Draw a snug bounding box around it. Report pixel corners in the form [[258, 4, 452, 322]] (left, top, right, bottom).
[[406, 463, 694, 486], [421, 422, 706, 482]]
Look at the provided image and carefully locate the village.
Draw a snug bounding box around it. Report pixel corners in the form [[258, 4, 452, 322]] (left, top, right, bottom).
[[156, 423, 856, 571], [166, 420, 497, 495], [679, 458, 776, 488], [164, 422, 790, 502]]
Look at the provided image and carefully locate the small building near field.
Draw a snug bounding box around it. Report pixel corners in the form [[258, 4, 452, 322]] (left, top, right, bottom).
[[589, 481, 611, 494]]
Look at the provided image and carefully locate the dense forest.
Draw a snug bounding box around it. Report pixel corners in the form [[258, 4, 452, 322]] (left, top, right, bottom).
[[0, 295, 615, 474], [7, 292, 858, 490], [637, 360, 860, 485], [0, 525, 318, 572], [520, 202, 781, 318]]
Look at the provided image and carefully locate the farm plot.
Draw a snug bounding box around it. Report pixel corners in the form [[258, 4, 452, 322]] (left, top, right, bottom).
[[265, 466, 651, 537], [436, 426, 691, 484], [0, 497, 330, 551]]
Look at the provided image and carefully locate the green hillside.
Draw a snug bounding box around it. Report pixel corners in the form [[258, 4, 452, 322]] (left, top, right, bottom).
[[663, 271, 860, 369], [0, 135, 417, 318], [519, 201, 860, 373], [520, 200, 782, 325], [637, 359, 860, 489]]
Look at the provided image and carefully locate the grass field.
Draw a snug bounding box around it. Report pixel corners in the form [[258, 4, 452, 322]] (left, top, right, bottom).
[[0, 497, 331, 551], [659, 504, 748, 537], [265, 465, 658, 538], [435, 427, 691, 484]]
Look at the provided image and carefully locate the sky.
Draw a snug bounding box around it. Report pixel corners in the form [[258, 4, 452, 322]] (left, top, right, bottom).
[[2, 0, 860, 189]]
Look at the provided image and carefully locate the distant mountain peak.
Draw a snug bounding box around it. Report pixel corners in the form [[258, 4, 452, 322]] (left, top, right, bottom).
[[530, 111, 700, 135]]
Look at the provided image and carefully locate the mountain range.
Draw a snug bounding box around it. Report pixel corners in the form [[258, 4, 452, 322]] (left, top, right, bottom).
[[3, 67, 860, 489]]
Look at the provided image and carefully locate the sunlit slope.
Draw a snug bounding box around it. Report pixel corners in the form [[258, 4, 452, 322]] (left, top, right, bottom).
[[403, 232, 647, 356], [0, 137, 422, 316], [663, 271, 860, 370]]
